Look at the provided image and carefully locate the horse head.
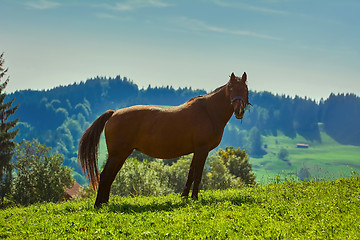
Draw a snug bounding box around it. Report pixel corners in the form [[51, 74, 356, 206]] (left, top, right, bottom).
[[228, 72, 250, 119]]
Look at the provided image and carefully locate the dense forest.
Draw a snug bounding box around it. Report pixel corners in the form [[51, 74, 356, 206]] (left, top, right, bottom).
[[6, 76, 360, 183]]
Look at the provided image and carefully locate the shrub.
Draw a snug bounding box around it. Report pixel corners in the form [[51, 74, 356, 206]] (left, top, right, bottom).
[[217, 147, 256, 184], [278, 148, 289, 161], [12, 140, 74, 205], [202, 157, 242, 190], [110, 147, 255, 197], [110, 158, 172, 196]]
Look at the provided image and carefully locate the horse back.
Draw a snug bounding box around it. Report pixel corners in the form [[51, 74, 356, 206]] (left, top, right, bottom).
[[104, 100, 223, 159]]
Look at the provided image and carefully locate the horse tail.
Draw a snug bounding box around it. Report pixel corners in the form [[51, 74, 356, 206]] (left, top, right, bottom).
[[78, 110, 115, 190]]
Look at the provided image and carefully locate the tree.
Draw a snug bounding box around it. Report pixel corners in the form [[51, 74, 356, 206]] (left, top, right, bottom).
[[203, 157, 241, 190], [0, 53, 19, 206], [216, 147, 256, 184], [321, 93, 360, 145], [278, 148, 289, 161], [12, 140, 73, 205], [247, 127, 265, 156]]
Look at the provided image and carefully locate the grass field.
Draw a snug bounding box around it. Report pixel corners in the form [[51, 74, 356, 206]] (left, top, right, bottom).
[[1, 177, 359, 239], [252, 131, 360, 184]]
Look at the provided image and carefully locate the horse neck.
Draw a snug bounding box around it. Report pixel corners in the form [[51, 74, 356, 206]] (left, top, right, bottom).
[[206, 85, 233, 127]]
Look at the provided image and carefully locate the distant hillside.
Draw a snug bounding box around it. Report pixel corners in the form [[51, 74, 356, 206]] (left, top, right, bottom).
[[6, 76, 360, 182]]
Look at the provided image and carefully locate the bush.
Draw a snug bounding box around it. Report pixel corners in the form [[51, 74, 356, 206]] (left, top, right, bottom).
[[109, 147, 255, 197], [167, 155, 193, 193], [12, 139, 74, 205], [217, 147, 256, 184], [203, 157, 242, 190], [278, 148, 289, 161], [110, 158, 172, 196]]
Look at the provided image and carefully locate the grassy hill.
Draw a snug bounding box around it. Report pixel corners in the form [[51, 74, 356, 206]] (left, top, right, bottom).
[[251, 131, 360, 184], [1, 177, 359, 239]]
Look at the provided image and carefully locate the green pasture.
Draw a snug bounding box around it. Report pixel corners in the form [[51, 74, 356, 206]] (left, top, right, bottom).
[[251, 131, 360, 183], [1, 177, 359, 239]]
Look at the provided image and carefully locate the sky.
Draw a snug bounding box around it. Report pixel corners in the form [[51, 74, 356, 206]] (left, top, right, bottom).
[[1, 0, 359, 100]]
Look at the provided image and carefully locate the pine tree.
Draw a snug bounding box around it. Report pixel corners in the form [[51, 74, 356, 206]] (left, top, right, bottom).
[[0, 53, 19, 205]]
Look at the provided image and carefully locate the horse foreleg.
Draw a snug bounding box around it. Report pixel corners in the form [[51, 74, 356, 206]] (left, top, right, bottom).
[[191, 149, 209, 200], [181, 158, 195, 198], [94, 151, 131, 208]]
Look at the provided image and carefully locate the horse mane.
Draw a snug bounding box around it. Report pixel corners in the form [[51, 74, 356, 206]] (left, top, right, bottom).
[[209, 84, 227, 96], [185, 84, 227, 104]]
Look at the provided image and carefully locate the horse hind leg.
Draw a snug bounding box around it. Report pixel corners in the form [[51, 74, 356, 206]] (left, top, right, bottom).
[[95, 149, 132, 208]]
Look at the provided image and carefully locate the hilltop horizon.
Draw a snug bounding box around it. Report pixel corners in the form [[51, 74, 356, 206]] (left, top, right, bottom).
[[7, 74, 359, 102]]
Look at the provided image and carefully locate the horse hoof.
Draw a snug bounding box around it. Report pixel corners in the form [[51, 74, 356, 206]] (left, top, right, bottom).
[[94, 201, 107, 208], [181, 193, 188, 198]]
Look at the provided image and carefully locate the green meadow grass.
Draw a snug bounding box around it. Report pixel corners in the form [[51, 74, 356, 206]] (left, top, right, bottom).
[[251, 132, 360, 183], [1, 177, 359, 239]]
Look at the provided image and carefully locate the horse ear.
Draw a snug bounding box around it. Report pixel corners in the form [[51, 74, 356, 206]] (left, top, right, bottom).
[[230, 72, 236, 82], [242, 72, 247, 82]]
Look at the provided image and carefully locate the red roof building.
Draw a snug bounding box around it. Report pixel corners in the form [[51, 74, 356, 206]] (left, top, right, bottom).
[[62, 182, 82, 201]]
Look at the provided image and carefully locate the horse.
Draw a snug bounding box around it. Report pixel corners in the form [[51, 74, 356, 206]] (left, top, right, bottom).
[[78, 72, 250, 207]]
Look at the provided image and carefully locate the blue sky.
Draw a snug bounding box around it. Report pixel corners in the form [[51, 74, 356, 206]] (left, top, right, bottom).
[[1, 0, 359, 100]]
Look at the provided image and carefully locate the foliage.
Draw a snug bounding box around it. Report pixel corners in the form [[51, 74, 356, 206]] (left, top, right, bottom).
[[167, 155, 193, 193], [110, 158, 172, 197], [0, 53, 18, 206], [297, 167, 311, 181], [277, 148, 289, 161], [247, 127, 266, 156], [110, 155, 195, 196], [109, 148, 255, 197], [12, 139, 74, 205], [321, 93, 360, 145], [216, 147, 256, 184], [1, 177, 359, 239], [202, 157, 241, 190]]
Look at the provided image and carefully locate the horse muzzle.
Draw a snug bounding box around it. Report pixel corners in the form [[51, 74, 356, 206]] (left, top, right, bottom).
[[231, 96, 246, 119], [234, 108, 245, 119]]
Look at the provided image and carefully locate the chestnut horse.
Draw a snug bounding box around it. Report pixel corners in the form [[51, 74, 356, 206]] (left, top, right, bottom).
[[78, 72, 250, 207]]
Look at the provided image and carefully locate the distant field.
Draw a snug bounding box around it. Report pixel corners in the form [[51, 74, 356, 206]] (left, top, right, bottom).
[[251, 131, 360, 184]]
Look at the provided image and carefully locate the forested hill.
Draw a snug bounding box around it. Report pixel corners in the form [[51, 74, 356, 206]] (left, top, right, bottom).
[[6, 76, 360, 182]]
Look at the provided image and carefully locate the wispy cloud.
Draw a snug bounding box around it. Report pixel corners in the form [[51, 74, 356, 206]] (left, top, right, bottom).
[[25, 0, 60, 10], [212, 0, 289, 16], [95, 0, 171, 12], [176, 17, 282, 41], [95, 12, 133, 22]]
